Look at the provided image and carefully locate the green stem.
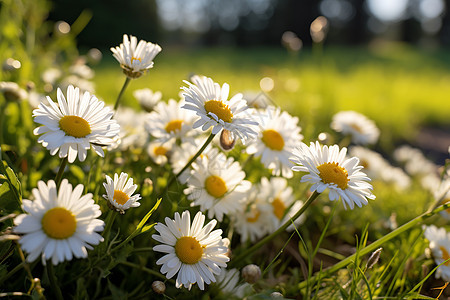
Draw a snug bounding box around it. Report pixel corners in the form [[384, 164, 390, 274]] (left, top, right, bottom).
[[54, 157, 68, 188], [46, 261, 63, 300], [101, 210, 117, 251], [119, 261, 169, 281], [113, 77, 131, 112], [0, 101, 7, 146], [297, 202, 450, 290], [164, 132, 216, 192], [230, 191, 320, 267]]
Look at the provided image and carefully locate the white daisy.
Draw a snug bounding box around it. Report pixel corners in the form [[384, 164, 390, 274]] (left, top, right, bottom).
[[259, 177, 305, 232], [170, 137, 217, 184], [350, 146, 411, 191], [246, 106, 303, 178], [152, 210, 230, 290], [331, 110, 380, 145], [184, 152, 250, 221], [424, 225, 450, 281], [103, 172, 141, 214], [133, 88, 162, 112], [14, 179, 104, 265], [147, 140, 174, 165], [181, 75, 258, 142], [233, 188, 272, 243], [110, 34, 162, 78], [0, 81, 28, 101], [145, 99, 196, 143], [110, 107, 148, 151], [33, 85, 120, 163], [393, 145, 438, 177], [291, 141, 375, 209], [214, 268, 250, 298], [435, 177, 450, 220]]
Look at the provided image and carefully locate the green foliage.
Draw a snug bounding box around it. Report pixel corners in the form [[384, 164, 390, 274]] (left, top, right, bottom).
[[1, 1, 450, 299]]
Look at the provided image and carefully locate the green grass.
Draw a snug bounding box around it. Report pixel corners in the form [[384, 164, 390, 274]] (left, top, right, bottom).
[[93, 43, 450, 150]]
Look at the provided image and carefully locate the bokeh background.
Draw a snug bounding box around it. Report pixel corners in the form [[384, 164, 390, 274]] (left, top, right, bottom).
[[49, 0, 449, 49], [2, 0, 450, 164]]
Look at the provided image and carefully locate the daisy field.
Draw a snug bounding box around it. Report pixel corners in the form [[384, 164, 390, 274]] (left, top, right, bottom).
[[1, 1, 450, 299]]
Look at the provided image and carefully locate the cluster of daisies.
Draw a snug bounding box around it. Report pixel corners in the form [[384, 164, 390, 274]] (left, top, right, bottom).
[[10, 33, 391, 294]]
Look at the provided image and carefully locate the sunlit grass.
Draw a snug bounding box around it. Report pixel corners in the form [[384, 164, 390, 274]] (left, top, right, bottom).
[[93, 43, 450, 150]]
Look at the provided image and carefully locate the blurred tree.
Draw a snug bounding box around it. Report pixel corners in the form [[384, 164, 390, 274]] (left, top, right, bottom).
[[48, 0, 160, 49]]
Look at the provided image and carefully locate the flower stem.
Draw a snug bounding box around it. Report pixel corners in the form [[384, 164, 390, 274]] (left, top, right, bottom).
[[230, 191, 320, 267], [119, 260, 169, 281], [46, 261, 63, 300], [113, 77, 131, 112], [164, 132, 216, 192], [297, 202, 450, 290], [0, 101, 7, 146], [55, 157, 68, 188], [101, 210, 117, 251]]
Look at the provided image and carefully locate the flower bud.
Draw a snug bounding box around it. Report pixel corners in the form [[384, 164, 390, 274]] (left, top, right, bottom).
[[152, 281, 166, 294], [242, 264, 261, 284], [271, 291, 284, 298], [220, 129, 236, 151], [366, 247, 382, 269]]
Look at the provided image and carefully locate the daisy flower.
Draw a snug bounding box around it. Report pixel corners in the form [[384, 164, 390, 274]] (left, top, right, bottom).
[[33, 85, 120, 163], [350, 146, 410, 191], [170, 137, 217, 184], [291, 141, 375, 209], [14, 179, 104, 265], [152, 210, 230, 290], [103, 172, 141, 214], [181, 75, 258, 142], [0, 81, 28, 102], [184, 151, 251, 221], [435, 177, 450, 220], [110, 107, 148, 151], [111, 34, 162, 78], [145, 99, 196, 143], [424, 225, 450, 281], [233, 189, 272, 243], [246, 106, 303, 178], [147, 140, 174, 165], [133, 88, 162, 112], [331, 110, 380, 145], [259, 177, 305, 231], [214, 268, 250, 298]]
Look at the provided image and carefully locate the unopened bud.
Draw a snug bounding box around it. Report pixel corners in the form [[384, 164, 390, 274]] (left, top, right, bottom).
[[242, 264, 261, 284], [220, 129, 236, 151], [366, 247, 382, 269], [152, 281, 166, 294], [271, 291, 284, 298]]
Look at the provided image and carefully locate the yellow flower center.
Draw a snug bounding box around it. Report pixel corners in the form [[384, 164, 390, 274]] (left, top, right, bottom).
[[204, 100, 233, 123], [165, 120, 183, 133], [350, 123, 363, 133], [131, 56, 142, 64], [113, 190, 130, 205], [440, 246, 450, 266], [272, 198, 286, 220], [59, 115, 91, 138], [317, 162, 349, 190], [204, 175, 227, 198], [246, 208, 261, 223], [261, 129, 285, 151], [41, 207, 77, 239], [154, 146, 167, 156], [175, 236, 204, 264]]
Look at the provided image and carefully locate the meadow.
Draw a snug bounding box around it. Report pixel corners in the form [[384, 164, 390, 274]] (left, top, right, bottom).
[[1, 1, 450, 299]]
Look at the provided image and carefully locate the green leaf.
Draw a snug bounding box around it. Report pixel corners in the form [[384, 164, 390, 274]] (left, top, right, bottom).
[[135, 198, 161, 234], [69, 164, 85, 182]]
